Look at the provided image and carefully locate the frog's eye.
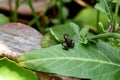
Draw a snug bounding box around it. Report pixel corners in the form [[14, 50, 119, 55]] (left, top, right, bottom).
[[64, 34, 70, 39]]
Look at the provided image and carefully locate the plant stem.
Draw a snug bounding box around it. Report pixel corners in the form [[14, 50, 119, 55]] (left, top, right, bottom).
[[28, 19, 35, 26], [26, 0, 42, 33], [113, 0, 119, 32], [104, 0, 113, 26], [96, 10, 100, 32], [88, 33, 120, 40], [13, 0, 20, 22], [8, 0, 12, 16]]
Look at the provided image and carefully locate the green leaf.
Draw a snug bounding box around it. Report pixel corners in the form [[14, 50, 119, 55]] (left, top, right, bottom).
[[95, 0, 113, 22], [17, 40, 120, 80], [0, 14, 9, 24], [95, 1, 107, 14], [74, 8, 109, 32], [50, 22, 80, 42], [95, 0, 112, 14], [0, 58, 38, 80], [51, 18, 60, 24], [80, 27, 89, 38], [62, 6, 69, 21], [41, 22, 80, 47], [40, 32, 58, 48], [112, 0, 116, 3], [79, 27, 89, 44], [112, 0, 120, 3]]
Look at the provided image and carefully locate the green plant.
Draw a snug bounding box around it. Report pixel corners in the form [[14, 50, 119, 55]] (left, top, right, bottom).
[[95, 0, 120, 32], [17, 0, 120, 80], [12, 0, 42, 32], [5, 0, 120, 80], [51, 0, 71, 24], [26, 0, 42, 33], [0, 14, 10, 24], [0, 58, 38, 80], [12, 0, 20, 22], [17, 22, 120, 80]]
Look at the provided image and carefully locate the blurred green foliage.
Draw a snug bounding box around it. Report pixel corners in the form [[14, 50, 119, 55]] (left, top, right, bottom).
[[0, 14, 9, 24], [0, 58, 38, 80]]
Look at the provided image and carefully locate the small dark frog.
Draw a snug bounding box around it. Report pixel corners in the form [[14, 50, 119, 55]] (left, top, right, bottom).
[[62, 34, 74, 50]]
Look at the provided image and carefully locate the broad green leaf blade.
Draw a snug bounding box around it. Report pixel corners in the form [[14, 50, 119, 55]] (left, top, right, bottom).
[[17, 41, 120, 80], [74, 8, 109, 32], [41, 22, 80, 47], [50, 22, 80, 41], [0, 58, 38, 80]]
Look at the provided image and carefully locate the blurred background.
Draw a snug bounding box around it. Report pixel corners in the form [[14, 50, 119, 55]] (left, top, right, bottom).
[[0, 0, 98, 33]]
